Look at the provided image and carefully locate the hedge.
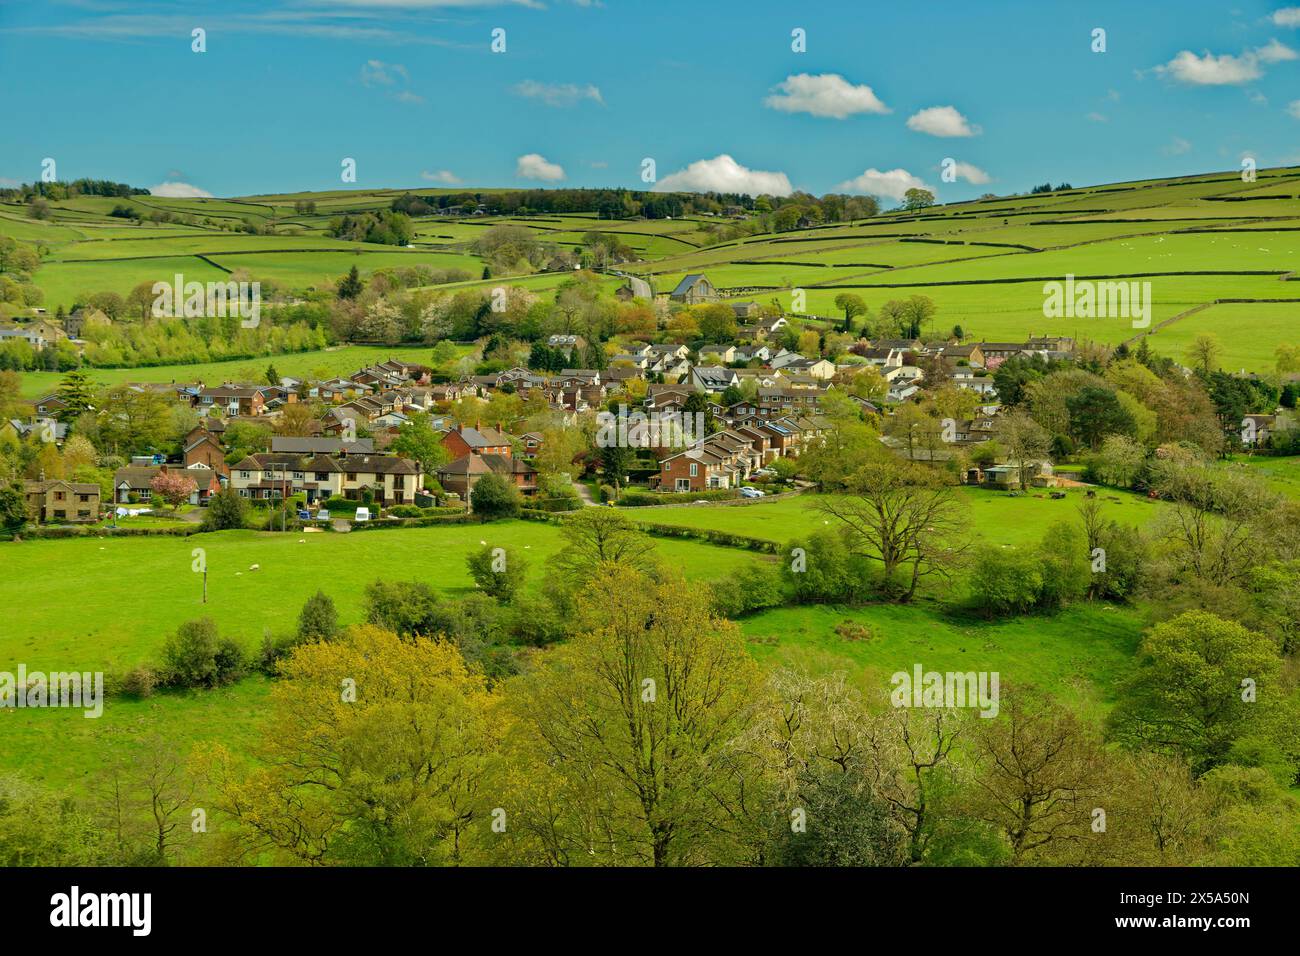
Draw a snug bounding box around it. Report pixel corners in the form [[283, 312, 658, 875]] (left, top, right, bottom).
[[618, 488, 740, 507]]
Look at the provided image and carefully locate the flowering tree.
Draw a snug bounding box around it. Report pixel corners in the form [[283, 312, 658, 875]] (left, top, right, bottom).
[[150, 470, 198, 511]]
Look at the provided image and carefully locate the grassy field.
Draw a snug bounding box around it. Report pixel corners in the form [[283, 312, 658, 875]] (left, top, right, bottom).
[[16, 343, 475, 399], [741, 600, 1143, 716], [0, 520, 757, 674], [632, 486, 1165, 549]]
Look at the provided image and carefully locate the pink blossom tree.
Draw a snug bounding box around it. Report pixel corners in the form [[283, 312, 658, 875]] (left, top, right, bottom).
[[150, 470, 198, 511]]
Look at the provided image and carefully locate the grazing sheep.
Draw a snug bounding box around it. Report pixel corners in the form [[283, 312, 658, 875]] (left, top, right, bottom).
[[249, 563, 260, 571]]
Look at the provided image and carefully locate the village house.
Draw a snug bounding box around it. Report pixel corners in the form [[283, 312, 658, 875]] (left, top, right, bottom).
[[437, 452, 539, 501], [196, 384, 266, 417], [228, 452, 421, 505], [669, 273, 720, 306], [442, 423, 513, 458], [24, 478, 101, 523]]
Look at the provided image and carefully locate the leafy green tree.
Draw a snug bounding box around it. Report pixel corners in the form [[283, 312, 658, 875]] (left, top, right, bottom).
[[201, 487, 247, 531], [391, 414, 450, 474], [833, 293, 868, 333], [1108, 611, 1283, 774], [466, 544, 528, 603], [297, 590, 338, 643], [363, 579, 442, 637], [470, 472, 520, 520], [55, 369, 97, 422]]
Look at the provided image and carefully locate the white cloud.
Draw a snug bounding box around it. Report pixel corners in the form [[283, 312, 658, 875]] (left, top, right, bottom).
[[906, 105, 981, 137], [653, 154, 793, 196], [835, 167, 930, 202], [763, 73, 890, 119], [149, 181, 213, 198], [1258, 38, 1299, 62], [1272, 8, 1300, 27], [1164, 137, 1193, 155], [1288, 99, 1300, 118], [512, 80, 603, 107], [947, 161, 990, 185], [1086, 111, 1109, 122], [360, 59, 408, 86], [515, 153, 565, 182], [1154, 40, 1297, 85], [421, 169, 461, 184]]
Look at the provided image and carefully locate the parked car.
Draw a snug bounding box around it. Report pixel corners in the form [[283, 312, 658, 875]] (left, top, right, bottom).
[[296, 509, 312, 520], [354, 507, 370, 522], [740, 486, 765, 498], [316, 509, 331, 521], [753, 467, 776, 477]]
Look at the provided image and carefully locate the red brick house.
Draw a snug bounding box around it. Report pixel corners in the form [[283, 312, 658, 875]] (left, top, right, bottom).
[[441, 423, 513, 459]]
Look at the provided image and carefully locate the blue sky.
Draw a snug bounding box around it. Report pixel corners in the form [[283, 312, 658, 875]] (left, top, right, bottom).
[[2, 0, 1299, 201]]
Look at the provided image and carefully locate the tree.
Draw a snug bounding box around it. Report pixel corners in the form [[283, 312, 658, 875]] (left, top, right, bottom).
[[466, 544, 528, 602], [391, 413, 450, 474], [1091, 434, 1146, 488], [1183, 332, 1224, 375], [816, 460, 968, 601], [363, 579, 441, 637], [196, 625, 496, 865], [337, 265, 364, 300], [149, 470, 197, 511], [499, 567, 772, 866], [272, 402, 319, 438], [201, 487, 247, 531], [547, 507, 656, 584], [1108, 611, 1282, 774], [1065, 385, 1135, 450], [993, 409, 1050, 490], [968, 689, 1110, 864], [297, 590, 338, 643], [55, 369, 97, 422], [0, 482, 26, 534], [902, 188, 936, 211], [470, 472, 519, 520], [696, 303, 738, 343], [833, 293, 868, 333]]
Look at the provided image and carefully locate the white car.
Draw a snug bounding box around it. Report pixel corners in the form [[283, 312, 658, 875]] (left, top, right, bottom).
[[353, 507, 371, 522], [740, 487, 765, 499]]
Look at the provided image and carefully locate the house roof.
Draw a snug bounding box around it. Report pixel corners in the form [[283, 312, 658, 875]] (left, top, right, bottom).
[[670, 274, 709, 297]]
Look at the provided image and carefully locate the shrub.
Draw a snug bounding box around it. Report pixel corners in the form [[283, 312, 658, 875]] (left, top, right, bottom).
[[710, 562, 788, 617], [969, 546, 1043, 616], [213, 636, 247, 685], [118, 665, 157, 699], [470, 472, 520, 520], [363, 579, 441, 637], [1036, 521, 1091, 610], [200, 488, 247, 531], [781, 528, 871, 604], [389, 504, 422, 518], [466, 544, 528, 603], [161, 618, 221, 687], [297, 590, 338, 642]]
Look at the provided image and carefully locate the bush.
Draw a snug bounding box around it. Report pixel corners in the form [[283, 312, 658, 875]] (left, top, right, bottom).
[[160, 617, 242, 687], [1036, 521, 1091, 609], [298, 590, 338, 642], [781, 528, 871, 604], [200, 488, 247, 531], [470, 472, 520, 520], [118, 665, 157, 699], [710, 562, 788, 617], [619, 488, 739, 507], [389, 504, 423, 518], [969, 546, 1043, 616], [466, 544, 528, 603], [363, 579, 442, 637], [322, 496, 360, 513]]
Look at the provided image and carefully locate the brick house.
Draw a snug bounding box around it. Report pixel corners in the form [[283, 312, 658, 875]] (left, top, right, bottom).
[[441, 423, 513, 458]]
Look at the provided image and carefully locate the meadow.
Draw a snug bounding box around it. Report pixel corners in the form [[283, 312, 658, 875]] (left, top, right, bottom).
[[16, 343, 475, 399]]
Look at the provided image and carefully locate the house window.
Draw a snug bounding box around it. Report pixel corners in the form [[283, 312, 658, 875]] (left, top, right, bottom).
[[316, 472, 328, 481], [689, 464, 698, 477], [79, 494, 89, 502], [293, 472, 304, 480], [77, 510, 90, 519], [240, 471, 250, 479], [663, 462, 670, 472], [54, 510, 66, 519], [237, 489, 249, 498], [54, 491, 65, 501]]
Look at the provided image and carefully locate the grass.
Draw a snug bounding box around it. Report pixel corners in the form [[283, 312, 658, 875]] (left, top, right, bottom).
[[632, 485, 1165, 549], [16, 343, 475, 399], [0, 519, 758, 674], [740, 600, 1143, 716]]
